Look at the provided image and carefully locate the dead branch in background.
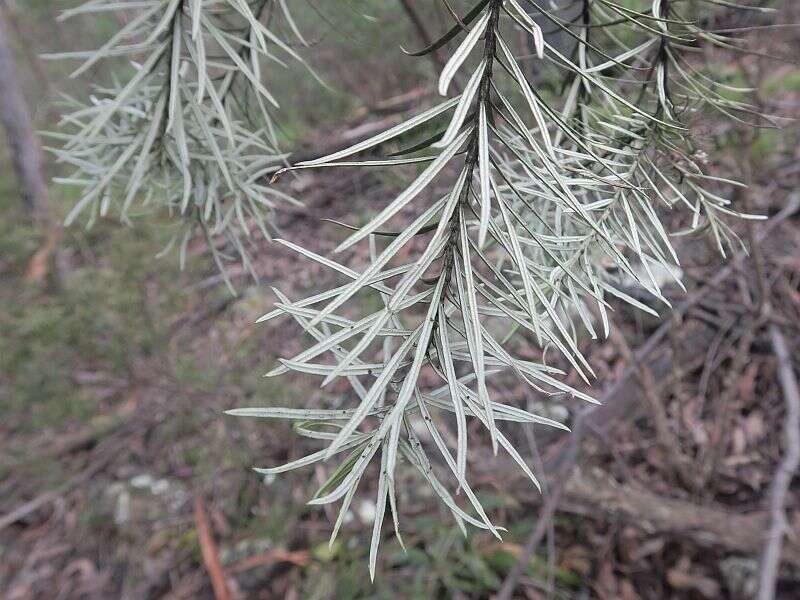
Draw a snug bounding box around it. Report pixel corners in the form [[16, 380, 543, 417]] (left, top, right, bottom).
[[0, 5, 50, 223], [0, 399, 172, 533], [0, 0, 49, 98], [282, 89, 431, 168], [491, 467, 800, 568], [0, 438, 120, 532], [0, 2, 66, 287]]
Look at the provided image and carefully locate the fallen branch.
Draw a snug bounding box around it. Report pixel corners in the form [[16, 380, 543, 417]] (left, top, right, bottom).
[[500, 468, 800, 568], [479, 458, 800, 579], [281, 91, 431, 168], [741, 178, 800, 599]]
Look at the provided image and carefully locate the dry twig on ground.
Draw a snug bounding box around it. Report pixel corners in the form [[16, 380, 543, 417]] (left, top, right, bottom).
[[194, 495, 232, 600]]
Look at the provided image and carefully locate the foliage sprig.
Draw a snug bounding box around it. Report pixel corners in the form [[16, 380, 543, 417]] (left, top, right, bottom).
[[227, 0, 777, 576], [46, 0, 310, 285], [51, 0, 779, 577]]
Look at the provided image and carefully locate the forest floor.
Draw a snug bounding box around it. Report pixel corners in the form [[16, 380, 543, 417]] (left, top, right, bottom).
[[1, 1, 800, 599]]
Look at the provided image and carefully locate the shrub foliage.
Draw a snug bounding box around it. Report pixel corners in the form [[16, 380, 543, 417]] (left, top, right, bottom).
[[54, 0, 774, 576]]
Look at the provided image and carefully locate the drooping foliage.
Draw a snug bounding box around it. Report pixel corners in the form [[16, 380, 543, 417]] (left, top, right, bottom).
[[47, 0, 310, 286], [54, 0, 775, 577]]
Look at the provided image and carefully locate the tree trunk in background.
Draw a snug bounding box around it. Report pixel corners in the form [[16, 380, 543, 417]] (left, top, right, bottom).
[[0, 7, 50, 223]]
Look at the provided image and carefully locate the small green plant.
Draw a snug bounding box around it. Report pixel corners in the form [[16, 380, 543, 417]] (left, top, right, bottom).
[[53, 0, 777, 578]]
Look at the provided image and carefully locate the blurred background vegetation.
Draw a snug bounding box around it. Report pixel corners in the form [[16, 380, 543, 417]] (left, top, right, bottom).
[[1, 1, 799, 598]]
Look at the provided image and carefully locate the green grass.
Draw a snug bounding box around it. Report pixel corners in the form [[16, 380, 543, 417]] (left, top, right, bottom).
[[764, 68, 800, 95]]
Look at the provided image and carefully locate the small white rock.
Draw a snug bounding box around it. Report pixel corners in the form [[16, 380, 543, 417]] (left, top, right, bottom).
[[151, 479, 170, 495], [130, 474, 154, 489]]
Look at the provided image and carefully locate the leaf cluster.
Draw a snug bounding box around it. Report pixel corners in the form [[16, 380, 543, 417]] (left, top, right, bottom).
[[51, 0, 779, 577], [230, 0, 775, 576], [46, 0, 309, 285]]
